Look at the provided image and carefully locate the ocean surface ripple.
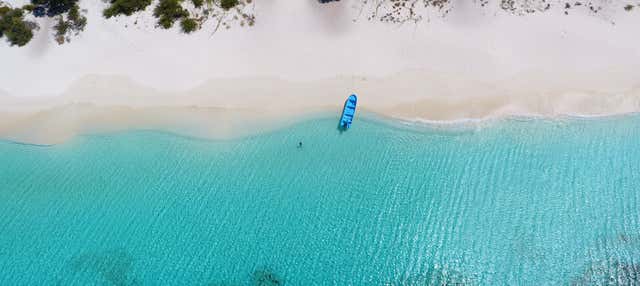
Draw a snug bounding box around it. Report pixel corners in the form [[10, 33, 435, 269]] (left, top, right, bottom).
[[1, 115, 640, 285]]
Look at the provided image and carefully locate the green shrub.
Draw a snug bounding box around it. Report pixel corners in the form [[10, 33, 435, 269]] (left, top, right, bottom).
[[191, 0, 203, 8], [153, 0, 187, 29], [0, 8, 35, 46], [30, 0, 78, 17], [220, 0, 238, 10], [21, 4, 35, 11], [45, 4, 85, 44], [67, 3, 80, 21], [67, 3, 86, 30], [103, 0, 152, 18], [180, 17, 197, 33], [0, 6, 10, 16], [53, 15, 68, 43]]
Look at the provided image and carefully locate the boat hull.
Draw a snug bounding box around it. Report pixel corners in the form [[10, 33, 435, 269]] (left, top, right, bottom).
[[340, 94, 357, 129]]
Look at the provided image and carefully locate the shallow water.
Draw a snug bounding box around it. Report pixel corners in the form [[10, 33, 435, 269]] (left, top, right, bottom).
[[1, 115, 640, 285]]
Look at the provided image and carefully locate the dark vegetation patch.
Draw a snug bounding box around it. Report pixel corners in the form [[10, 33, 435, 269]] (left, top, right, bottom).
[[192, 0, 204, 8], [103, 0, 153, 18], [30, 0, 87, 44], [0, 5, 36, 46], [3, 0, 638, 47], [52, 3, 86, 44], [0, 0, 87, 46], [180, 17, 198, 33], [220, 0, 239, 10], [101, 0, 254, 34], [153, 0, 188, 29], [30, 0, 76, 17]]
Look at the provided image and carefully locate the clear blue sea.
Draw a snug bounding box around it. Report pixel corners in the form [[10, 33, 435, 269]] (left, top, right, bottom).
[[1, 114, 640, 285]]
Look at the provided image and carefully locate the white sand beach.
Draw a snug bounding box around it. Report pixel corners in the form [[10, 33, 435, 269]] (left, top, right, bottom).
[[1, 0, 640, 144]]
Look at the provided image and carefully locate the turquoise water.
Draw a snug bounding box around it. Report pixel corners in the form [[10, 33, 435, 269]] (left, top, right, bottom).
[[1, 114, 640, 285]]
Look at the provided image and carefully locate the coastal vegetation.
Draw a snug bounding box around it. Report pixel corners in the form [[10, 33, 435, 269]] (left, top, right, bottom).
[[101, 0, 253, 34], [103, 0, 152, 18], [180, 17, 198, 33], [0, 0, 87, 46], [1, 0, 638, 47], [359, 0, 640, 23], [153, 0, 188, 29], [52, 2, 87, 44], [30, 0, 77, 17], [0, 6, 34, 46], [0, 0, 252, 47], [220, 0, 238, 10], [29, 0, 87, 44]]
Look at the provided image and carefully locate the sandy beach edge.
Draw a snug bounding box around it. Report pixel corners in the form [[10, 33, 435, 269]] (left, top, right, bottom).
[[1, 71, 639, 145]]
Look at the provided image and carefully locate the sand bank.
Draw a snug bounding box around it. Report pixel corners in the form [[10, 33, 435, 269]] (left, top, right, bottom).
[[1, 0, 639, 144]]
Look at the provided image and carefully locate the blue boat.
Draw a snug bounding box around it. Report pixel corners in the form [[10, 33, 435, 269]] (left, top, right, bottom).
[[339, 94, 357, 129]]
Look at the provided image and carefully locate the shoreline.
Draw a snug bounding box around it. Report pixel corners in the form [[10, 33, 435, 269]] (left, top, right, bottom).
[[1, 71, 639, 145], [3, 106, 639, 146]]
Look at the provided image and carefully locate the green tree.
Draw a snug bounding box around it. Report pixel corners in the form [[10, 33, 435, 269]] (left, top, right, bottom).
[[53, 15, 68, 43], [153, 0, 188, 29], [220, 0, 238, 10], [0, 6, 11, 16], [180, 17, 197, 33], [47, 3, 85, 44], [30, 0, 77, 17], [67, 3, 86, 31], [103, 0, 152, 18], [0, 8, 35, 46]]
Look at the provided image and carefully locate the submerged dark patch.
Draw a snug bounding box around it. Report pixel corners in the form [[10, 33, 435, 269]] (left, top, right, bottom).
[[253, 268, 284, 286], [70, 249, 139, 286], [388, 264, 475, 286], [571, 259, 640, 286]]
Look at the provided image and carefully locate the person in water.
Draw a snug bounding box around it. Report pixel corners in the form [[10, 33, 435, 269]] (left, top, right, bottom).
[[297, 141, 303, 148]]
